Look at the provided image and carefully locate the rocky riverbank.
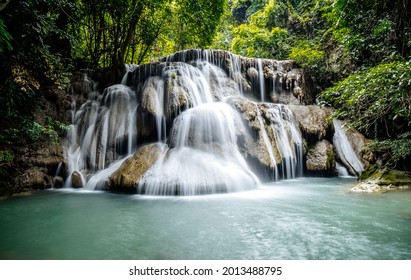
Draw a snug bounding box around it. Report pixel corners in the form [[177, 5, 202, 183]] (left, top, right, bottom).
[[352, 166, 411, 193]]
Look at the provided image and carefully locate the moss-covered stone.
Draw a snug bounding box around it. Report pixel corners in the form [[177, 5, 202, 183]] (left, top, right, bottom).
[[353, 166, 411, 192], [358, 165, 379, 181]]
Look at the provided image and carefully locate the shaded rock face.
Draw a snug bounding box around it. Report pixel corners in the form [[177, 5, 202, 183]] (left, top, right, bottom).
[[306, 140, 336, 174], [13, 144, 65, 191], [16, 167, 52, 189]]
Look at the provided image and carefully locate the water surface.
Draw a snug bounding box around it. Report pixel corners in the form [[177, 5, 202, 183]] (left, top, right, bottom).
[[0, 177, 410, 260]]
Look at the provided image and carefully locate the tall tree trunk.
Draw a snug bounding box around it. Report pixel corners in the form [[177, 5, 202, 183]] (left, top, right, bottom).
[[396, 0, 411, 57]]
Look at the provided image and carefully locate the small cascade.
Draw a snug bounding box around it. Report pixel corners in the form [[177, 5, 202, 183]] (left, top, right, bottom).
[[335, 162, 350, 177], [333, 120, 364, 176], [51, 162, 64, 189], [121, 64, 138, 85], [141, 77, 166, 141], [65, 49, 308, 195], [267, 105, 303, 179], [257, 59, 266, 102]]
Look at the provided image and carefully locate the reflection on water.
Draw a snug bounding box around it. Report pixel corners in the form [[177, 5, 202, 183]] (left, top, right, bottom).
[[0, 177, 410, 260]]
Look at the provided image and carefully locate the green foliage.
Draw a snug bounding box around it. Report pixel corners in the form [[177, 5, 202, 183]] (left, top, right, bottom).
[[321, 60, 411, 139], [0, 18, 12, 52], [365, 132, 411, 168], [0, 149, 13, 177], [173, 0, 226, 49], [41, 50, 73, 90], [232, 23, 289, 58], [289, 40, 324, 68], [74, 0, 226, 67], [0, 115, 67, 147], [2, 0, 76, 86], [0, 150, 13, 167], [232, 0, 269, 23], [324, 0, 406, 66]]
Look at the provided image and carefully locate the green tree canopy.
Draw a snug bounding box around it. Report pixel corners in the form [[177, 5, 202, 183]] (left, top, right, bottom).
[[73, 0, 225, 67]]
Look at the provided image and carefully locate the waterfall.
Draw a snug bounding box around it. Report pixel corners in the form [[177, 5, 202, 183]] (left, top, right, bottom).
[[65, 49, 306, 195], [267, 105, 303, 179], [65, 84, 137, 188], [257, 59, 266, 102], [138, 102, 260, 195], [333, 120, 364, 176]]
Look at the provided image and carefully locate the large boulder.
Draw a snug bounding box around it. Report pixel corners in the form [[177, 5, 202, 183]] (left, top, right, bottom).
[[108, 143, 166, 193], [288, 105, 332, 143], [305, 140, 336, 174], [71, 171, 84, 188]]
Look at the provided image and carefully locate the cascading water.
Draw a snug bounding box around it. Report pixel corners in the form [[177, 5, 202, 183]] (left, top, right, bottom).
[[65, 49, 307, 195], [139, 102, 260, 195], [333, 120, 364, 176], [257, 59, 266, 102], [267, 105, 303, 179], [65, 84, 137, 189]]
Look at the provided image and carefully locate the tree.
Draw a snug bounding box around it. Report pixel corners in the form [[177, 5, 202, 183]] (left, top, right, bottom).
[[74, 0, 226, 67], [171, 0, 226, 50]]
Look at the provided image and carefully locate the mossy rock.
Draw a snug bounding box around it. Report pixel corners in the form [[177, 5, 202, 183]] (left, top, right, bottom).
[[354, 166, 411, 192], [360, 166, 411, 186], [358, 164, 379, 181]]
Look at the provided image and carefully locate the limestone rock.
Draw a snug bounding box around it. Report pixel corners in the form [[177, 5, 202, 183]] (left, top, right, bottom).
[[357, 166, 411, 191], [16, 167, 52, 189], [32, 145, 65, 168], [226, 96, 282, 170], [108, 143, 166, 192], [351, 182, 387, 193], [306, 140, 336, 173], [288, 105, 332, 142]]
